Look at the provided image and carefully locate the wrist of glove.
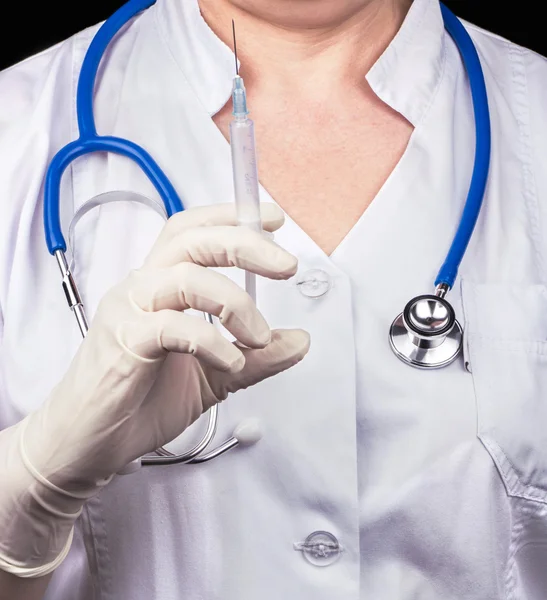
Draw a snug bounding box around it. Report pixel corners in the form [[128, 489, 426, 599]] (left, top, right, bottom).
[[0, 421, 94, 578]]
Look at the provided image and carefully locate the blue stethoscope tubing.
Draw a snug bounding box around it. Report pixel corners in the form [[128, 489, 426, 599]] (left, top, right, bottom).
[[44, 0, 183, 255], [437, 4, 491, 288]]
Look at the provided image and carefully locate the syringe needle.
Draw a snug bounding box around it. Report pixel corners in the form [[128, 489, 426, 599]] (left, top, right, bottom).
[[232, 19, 239, 75]]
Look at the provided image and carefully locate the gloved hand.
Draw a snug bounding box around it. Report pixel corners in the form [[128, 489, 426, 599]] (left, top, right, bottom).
[[0, 203, 310, 577]]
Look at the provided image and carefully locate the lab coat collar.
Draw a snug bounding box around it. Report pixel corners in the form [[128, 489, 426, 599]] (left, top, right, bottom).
[[366, 0, 446, 125], [153, 0, 445, 124], [153, 0, 235, 116]]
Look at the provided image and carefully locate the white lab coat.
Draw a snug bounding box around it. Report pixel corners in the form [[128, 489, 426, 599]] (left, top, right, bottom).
[[1, 0, 547, 598]]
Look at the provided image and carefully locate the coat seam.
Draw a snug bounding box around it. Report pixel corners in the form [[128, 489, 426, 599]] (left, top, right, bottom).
[[507, 43, 545, 284]]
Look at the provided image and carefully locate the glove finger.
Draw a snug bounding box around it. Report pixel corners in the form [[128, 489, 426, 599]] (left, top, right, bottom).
[[206, 329, 311, 401], [145, 203, 286, 267], [164, 202, 285, 233], [119, 309, 245, 372], [129, 263, 271, 348], [143, 225, 297, 277]]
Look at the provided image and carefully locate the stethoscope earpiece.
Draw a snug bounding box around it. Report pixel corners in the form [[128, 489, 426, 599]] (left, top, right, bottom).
[[389, 286, 463, 369]]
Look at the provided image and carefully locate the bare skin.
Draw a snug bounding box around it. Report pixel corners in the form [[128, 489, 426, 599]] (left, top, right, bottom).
[[201, 0, 414, 255], [0, 1, 413, 597]]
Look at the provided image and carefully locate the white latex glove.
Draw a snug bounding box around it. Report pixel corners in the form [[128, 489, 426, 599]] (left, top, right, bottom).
[[0, 203, 310, 577]]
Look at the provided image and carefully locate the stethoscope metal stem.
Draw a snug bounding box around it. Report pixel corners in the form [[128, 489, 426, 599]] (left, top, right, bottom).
[[55, 250, 89, 337], [187, 435, 240, 464], [141, 405, 223, 465], [435, 283, 449, 300]]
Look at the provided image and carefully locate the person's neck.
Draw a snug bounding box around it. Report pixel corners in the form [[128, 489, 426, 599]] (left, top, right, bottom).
[[198, 0, 412, 99]]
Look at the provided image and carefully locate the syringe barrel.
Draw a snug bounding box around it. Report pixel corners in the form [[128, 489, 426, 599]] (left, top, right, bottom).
[[229, 117, 262, 231]]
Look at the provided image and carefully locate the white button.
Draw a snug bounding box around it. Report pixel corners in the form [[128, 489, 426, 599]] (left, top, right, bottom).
[[294, 531, 342, 566], [296, 269, 332, 298]]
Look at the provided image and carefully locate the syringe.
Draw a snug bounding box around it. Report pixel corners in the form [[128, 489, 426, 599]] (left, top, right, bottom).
[[230, 21, 262, 303]]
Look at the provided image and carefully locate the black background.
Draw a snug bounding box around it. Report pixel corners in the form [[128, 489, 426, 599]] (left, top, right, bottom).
[[1, 1, 546, 71]]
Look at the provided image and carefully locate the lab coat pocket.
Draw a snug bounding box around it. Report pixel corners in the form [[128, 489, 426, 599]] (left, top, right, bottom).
[[462, 281, 547, 503]]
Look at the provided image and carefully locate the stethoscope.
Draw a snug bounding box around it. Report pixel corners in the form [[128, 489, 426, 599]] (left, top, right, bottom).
[[43, 0, 491, 467], [390, 4, 491, 369]]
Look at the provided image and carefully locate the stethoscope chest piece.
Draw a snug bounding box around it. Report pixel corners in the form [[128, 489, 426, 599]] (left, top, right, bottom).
[[389, 294, 463, 369]]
